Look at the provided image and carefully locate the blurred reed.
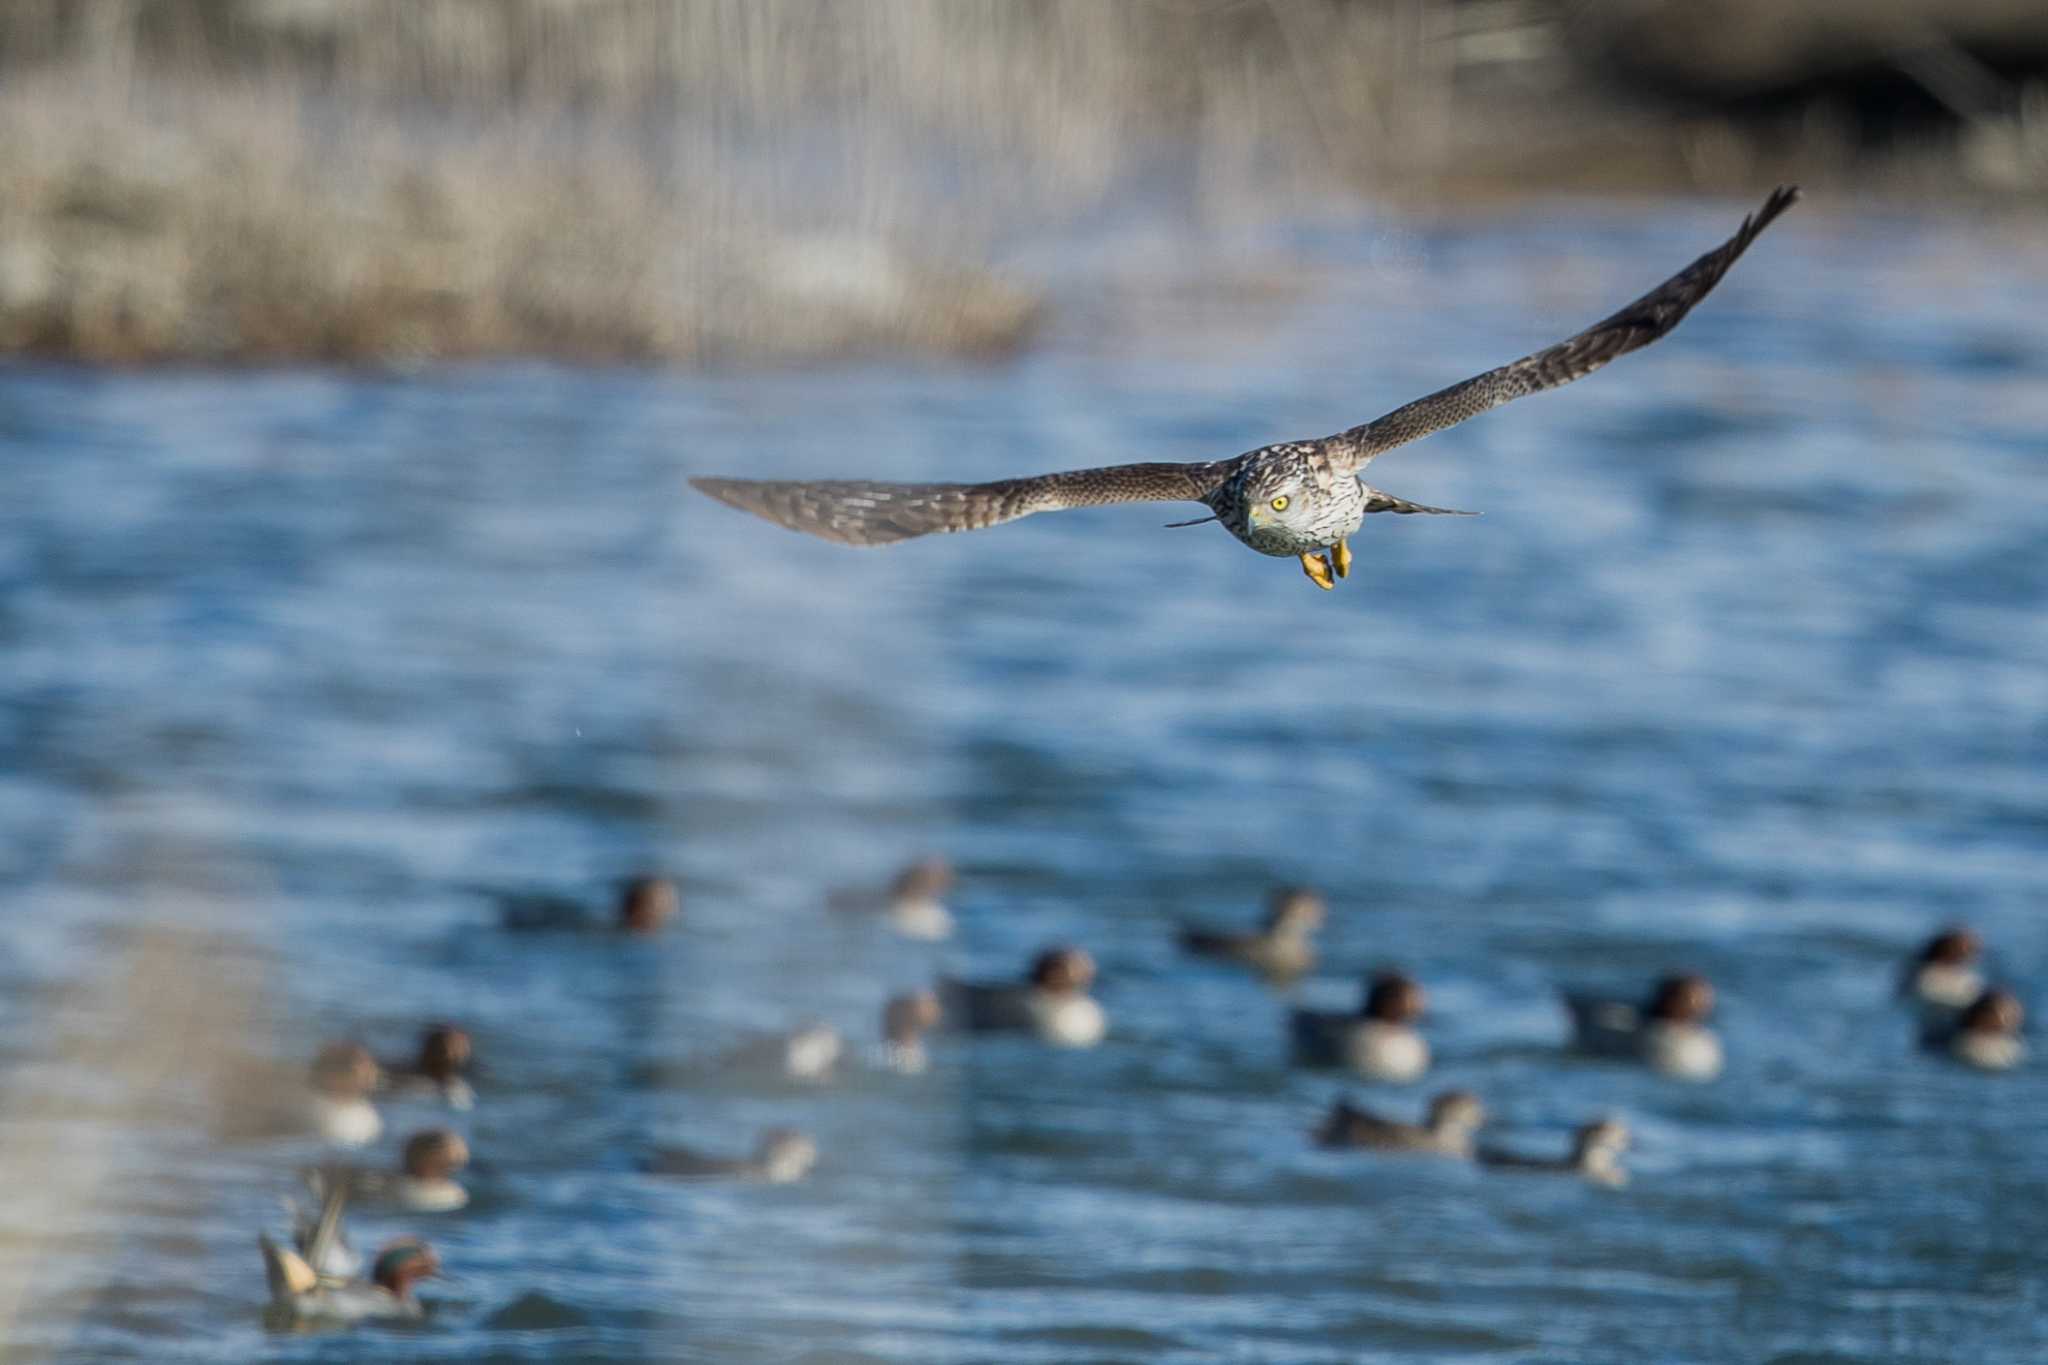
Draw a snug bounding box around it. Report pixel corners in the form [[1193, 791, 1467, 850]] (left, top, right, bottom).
[[0, 0, 2039, 366]]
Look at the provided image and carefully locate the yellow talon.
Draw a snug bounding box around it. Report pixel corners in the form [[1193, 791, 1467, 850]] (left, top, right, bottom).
[[1332, 539, 1353, 580], [1299, 552, 1335, 590]]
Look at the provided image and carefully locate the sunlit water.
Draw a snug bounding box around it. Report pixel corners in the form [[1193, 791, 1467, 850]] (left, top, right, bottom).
[[3, 198, 2047, 1362]]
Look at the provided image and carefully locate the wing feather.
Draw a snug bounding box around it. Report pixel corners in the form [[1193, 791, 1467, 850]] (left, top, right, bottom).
[[1335, 185, 1798, 470], [691, 461, 1230, 546]]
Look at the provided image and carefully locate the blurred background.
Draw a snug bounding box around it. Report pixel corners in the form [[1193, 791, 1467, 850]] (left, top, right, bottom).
[[2, 2, 2046, 1361]]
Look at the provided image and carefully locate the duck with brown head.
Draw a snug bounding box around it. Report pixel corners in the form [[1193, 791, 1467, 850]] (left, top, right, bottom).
[[382, 1023, 476, 1110], [828, 857, 957, 941], [303, 1041, 385, 1147], [880, 990, 943, 1074], [1180, 884, 1326, 981], [1922, 988, 2025, 1071], [1900, 926, 1985, 1015], [262, 1176, 442, 1325], [498, 874, 680, 935], [1563, 973, 1723, 1081], [306, 1128, 473, 1213], [1291, 971, 1430, 1082], [939, 946, 1107, 1048]]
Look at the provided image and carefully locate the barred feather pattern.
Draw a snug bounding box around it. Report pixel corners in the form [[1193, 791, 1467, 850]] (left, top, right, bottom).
[[1333, 185, 1799, 470], [690, 461, 1230, 547]]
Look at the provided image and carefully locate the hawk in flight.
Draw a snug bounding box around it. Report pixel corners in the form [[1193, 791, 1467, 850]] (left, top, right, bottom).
[[694, 187, 1797, 590]]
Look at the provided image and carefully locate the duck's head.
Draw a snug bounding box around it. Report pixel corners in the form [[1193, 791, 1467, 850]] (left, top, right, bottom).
[[1030, 946, 1097, 995], [617, 876, 681, 934], [371, 1240, 441, 1297], [415, 1024, 473, 1081], [1428, 1090, 1485, 1134], [1961, 989, 2024, 1037], [882, 989, 942, 1044], [402, 1129, 471, 1180], [1649, 974, 1716, 1024], [754, 1128, 819, 1183], [1264, 885, 1327, 935], [309, 1042, 381, 1099], [1574, 1117, 1631, 1161], [1920, 926, 1982, 967], [1363, 971, 1426, 1024], [890, 857, 955, 902]]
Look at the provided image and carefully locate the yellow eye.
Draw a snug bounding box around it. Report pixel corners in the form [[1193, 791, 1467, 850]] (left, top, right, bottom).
[[1270, 496, 1290, 512]]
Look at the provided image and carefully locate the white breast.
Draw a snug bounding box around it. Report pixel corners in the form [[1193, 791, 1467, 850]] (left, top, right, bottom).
[[1344, 1022, 1429, 1083], [1645, 1023, 1724, 1081], [1030, 993, 1107, 1048], [888, 898, 955, 941], [309, 1095, 383, 1147], [1953, 1032, 2024, 1071]]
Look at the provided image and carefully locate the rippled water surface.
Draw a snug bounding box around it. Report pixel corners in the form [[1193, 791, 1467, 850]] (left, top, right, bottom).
[[4, 199, 2048, 1362]]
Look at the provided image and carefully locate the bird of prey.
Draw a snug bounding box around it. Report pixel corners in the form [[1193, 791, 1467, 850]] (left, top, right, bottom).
[[693, 187, 1798, 590]]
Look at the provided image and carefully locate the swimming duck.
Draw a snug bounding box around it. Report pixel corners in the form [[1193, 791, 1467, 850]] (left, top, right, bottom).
[[1479, 1118, 1631, 1188], [1314, 1089, 1484, 1157], [1563, 974, 1723, 1081], [880, 990, 943, 1074], [500, 874, 680, 935], [1180, 885, 1326, 980], [1290, 971, 1429, 1082], [262, 1177, 439, 1325], [1900, 926, 1985, 1014], [304, 1042, 385, 1147], [1922, 988, 2025, 1071], [828, 857, 956, 941], [647, 1127, 819, 1183], [306, 1129, 472, 1213], [382, 1024, 476, 1110], [940, 946, 1107, 1048], [715, 1021, 845, 1083]]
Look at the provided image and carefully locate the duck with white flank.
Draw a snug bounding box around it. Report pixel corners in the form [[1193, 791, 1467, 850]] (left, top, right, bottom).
[[1479, 1118, 1632, 1188], [880, 990, 943, 1074], [301, 1042, 385, 1148], [940, 946, 1107, 1048], [1314, 1090, 1485, 1158], [382, 1023, 476, 1111], [1899, 926, 1985, 1015], [306, 1129, 472, 1213], [1563, 973, 1723, 1081], [715, 1021, 845, 1083], [1922, 989, 2025, 1071], [1291, 971, 1429, 1082], [647, 1128, 819, 1183], [1180, 885, 1326, 981], [828, 857, 957, 941]]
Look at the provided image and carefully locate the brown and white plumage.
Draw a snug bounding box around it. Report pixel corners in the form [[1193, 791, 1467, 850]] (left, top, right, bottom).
[[692, 188, 1797, 584]]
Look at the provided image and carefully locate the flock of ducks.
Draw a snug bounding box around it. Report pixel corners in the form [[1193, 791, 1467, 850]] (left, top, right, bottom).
[[252, 869, 2024, 1328]]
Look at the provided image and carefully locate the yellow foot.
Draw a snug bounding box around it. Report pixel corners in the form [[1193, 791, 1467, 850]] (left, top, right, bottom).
[[1331, 539, 1353, 580], [1298, 552, 1335, 590]]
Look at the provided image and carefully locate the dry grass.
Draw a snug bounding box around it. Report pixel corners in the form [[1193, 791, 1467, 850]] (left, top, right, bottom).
[[0, 0, 2037, 367]]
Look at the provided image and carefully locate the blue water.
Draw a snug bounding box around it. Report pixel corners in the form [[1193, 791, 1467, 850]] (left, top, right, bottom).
[[3, 198, 2047, 1362]]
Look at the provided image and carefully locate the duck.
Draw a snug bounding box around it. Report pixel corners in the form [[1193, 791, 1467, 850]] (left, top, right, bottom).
[[1562, 973, 1723, 1081], [647, 1127, 819, 1183], [1899, 926, 1985, 1014], [1290, 971, 1429, 1082], [306, 1129, 472, 1213], [1313, 1089, 1484, 1157], [500, 874, 680, 935], [940, 946, 1107, 1048], [382, 1024, 476, 1110], [828, 857, 956, 941], [1922, 988, 2025, 1071], [303, 1042, 385, 1147], [262, 1176, 439, 1324], [880, 990, 943, 1074], [714, 1021, 845, 1083], [1479, 1118, 1631, 1188], [1180, 884, 1326, 980]]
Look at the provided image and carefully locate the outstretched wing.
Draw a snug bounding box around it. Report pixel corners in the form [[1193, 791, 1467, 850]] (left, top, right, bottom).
[[1334, 185, 1798, 471], [691, 460, 1231, 547]]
